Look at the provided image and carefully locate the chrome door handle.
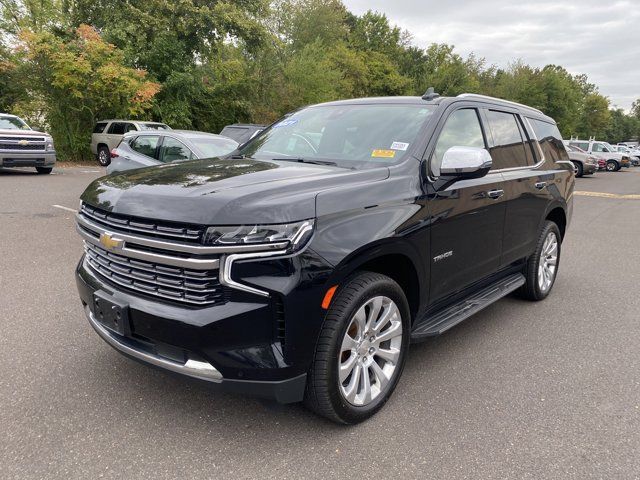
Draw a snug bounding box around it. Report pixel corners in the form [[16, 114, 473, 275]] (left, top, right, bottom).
[[535, 181, 547, 190], [487, 189, 504, 199]]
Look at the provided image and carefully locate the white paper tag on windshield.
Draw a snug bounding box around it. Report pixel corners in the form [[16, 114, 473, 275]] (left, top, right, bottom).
[[390, 141, 409, 151]]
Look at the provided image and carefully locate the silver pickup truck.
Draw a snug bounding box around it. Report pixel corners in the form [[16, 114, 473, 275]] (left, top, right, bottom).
[[0, 114, 56, 174]]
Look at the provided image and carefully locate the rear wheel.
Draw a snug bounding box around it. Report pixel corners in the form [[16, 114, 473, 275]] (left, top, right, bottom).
[[304, 272, 410, 424], [97, 145, 111, 166], [572, 161, 583, 177], [520, 221, 561, 301], [35, 167, 52, 174]]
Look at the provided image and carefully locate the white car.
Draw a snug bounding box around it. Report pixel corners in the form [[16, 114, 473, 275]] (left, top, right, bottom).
[[613, 145, 640, 166]]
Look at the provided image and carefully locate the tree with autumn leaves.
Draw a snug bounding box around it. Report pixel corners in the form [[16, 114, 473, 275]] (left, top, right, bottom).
[[12, 25, 159, 160]]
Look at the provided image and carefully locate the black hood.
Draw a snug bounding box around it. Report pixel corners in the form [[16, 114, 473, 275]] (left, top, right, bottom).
[[81, 158, 389, 225]]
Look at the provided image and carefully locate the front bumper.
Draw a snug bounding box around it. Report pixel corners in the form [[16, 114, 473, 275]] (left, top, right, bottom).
[[76, 247, 333, 403], [583, 163, 597, 175], [0, 151, 56, 168]]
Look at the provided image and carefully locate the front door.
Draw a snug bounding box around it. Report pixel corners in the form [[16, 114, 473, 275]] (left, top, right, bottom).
[[426, 107, 506, 304]]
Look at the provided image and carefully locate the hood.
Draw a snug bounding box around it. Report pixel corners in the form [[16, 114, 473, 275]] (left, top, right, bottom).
[[81, 158, 389, 224], [0, 128, 50, 137]]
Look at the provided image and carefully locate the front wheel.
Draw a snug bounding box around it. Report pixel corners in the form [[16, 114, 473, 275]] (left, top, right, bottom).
[[572, 161, 583, 177], [520, 221, 561, 301], [304, 272, 410, 424], [606, 160, 618, 172]]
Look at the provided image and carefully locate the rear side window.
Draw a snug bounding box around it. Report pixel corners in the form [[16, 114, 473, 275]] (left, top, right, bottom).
[[431, 108, 485, 176], [108, 122, 126, 135], [529, 119, 570, 161], [159, 137, 192, 163], [93, 122, 108, 134], [130, 135, 160, 158], [486, 110, 531, 169], [570, 141, 589, 151]]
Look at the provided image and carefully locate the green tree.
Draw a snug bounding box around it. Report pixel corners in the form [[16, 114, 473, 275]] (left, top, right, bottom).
[[19, 25, 159, 160]]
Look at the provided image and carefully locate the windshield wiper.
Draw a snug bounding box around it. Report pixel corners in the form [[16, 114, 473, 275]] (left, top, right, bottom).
[[271, 157, 338, 166], [229, 154, 254, 159]]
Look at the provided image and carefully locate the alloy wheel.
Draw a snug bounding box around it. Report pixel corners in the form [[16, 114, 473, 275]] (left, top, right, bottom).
[[538, 231, 558, 293], [338, 296, 403, 406]]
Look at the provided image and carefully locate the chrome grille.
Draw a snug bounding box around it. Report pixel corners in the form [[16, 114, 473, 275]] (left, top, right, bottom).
[[0, 136, 45, 142], [0, 142, 46, 151], [84, 242, 225, 306], [80, 203, 205, 243]]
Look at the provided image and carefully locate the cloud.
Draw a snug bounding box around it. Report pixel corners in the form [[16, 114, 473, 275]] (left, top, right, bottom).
[[343, 0, 640, 110]]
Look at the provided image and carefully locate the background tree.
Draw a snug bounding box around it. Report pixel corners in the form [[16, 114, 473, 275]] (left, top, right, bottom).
[[17, 25, 159, 160], [1, 0, 638, 162]]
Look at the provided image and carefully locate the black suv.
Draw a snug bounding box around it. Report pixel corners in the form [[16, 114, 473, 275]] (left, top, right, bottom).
[[75, 92, 573, 424]]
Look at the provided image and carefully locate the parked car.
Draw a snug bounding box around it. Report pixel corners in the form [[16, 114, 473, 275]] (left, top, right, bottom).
[[107, 130, 239, 174], [613, 145, 640, 166], [568, 139, 630, 171], [91, 120, 170, 166], [219, 123, 265, 145], [0, 113, 56, 174], [75, 92, 573, 424], [564, 144, 598, 177]]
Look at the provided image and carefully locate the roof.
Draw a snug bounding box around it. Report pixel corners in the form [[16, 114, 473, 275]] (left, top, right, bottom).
[[311, 93, 553, 122], [126, 129, 233, 140], [97, 119, 168, 124]]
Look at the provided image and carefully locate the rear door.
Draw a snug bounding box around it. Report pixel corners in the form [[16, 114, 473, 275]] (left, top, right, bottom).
[[497, 114, 567, 266], [426, 106, 506, 303], [126, 135, 161, 169]]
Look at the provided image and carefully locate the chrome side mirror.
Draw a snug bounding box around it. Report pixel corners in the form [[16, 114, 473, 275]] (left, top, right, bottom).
[[440, 146, 492, 179]]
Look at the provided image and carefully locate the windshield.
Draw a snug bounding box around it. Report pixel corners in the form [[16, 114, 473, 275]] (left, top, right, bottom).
[[239, 103, 436, 169], [0, 116, 30, 130], [191, 136, 239, 158]]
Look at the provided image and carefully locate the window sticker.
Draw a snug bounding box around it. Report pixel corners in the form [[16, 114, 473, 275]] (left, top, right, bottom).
[[272, 119, 299, 129], [372, 149, 396, 158], [390, 141, 409, 151]]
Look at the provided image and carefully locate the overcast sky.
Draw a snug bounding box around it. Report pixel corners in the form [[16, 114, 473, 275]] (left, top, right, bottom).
[[343, 0, 639, 111]]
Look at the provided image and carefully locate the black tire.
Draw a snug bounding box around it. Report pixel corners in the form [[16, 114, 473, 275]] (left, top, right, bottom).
[[605, 160, 618, 172], [304, 271, 411, 424], [519, 221, 561, 301], [35, 167, 52, 174], [572, 161, 583, 177], [97, 145, 111, 166]]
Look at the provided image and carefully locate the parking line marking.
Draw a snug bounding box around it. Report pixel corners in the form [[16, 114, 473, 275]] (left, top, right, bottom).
[[52, 204, 77, 213], [575, 191, 640, 200]]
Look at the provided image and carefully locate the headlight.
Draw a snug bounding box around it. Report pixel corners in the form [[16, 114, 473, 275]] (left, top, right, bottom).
[[46, 138, 54, 151], [203, 220, 314, 252]]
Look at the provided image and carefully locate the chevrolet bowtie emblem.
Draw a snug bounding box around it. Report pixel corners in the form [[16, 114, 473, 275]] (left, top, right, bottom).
[[99, 232, 123, 250], [18, 139, 29, 146]]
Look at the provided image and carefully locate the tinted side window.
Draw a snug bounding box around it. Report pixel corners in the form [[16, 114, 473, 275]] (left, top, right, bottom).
[[93, 122, 108, 134], [159, 137, 192, 163], [130, 135, 160, 158], [486, 110, 529, 169], [529, 119, 570, 161], [570, 141, 589, 151], [124, 123, 137, 133], [431, 109, 485, 176], [108, 122, 126, 135]]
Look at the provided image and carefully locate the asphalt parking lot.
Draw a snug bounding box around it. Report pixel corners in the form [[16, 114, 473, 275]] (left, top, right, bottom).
[[1, 166, 639, 479]]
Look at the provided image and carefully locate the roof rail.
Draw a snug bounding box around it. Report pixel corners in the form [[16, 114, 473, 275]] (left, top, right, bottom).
[[456, 94, 544, 114]]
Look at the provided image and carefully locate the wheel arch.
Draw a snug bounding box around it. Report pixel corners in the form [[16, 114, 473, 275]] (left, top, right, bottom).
[[326, 241, 426, 324], [545, 206, 567, 239]]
